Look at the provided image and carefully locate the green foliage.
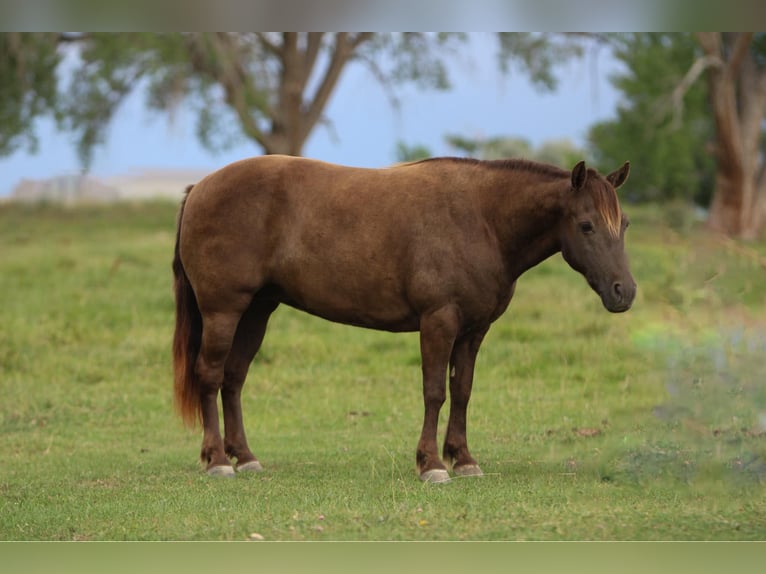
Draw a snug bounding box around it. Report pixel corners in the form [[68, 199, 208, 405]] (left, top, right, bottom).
[[535, 139, 588, 168], [358, 33, 466, 92], [394, 141, 432, 163], [1, 201, 765, 540], [445, 133, 586, 167], [496, 33, 586, 91], [588, 33, 716, 205], [446, 134, 533, 160], [62, 34, 180, 168], [0, 33, 61, 155]]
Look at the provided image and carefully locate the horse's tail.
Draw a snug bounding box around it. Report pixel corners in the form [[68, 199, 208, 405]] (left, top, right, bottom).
[[172, 185, 203, 428]]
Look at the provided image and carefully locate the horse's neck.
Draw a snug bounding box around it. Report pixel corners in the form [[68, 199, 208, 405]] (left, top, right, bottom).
[[480, 172, 566, 280]]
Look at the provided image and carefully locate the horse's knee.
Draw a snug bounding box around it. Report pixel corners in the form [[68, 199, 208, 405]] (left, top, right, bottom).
[[423, 387, 446, 408]]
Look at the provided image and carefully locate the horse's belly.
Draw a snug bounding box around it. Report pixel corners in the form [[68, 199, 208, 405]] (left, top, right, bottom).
[[281, 290, 420, 332], [294, 303, 420, 332], [268, 259, 418, 332]]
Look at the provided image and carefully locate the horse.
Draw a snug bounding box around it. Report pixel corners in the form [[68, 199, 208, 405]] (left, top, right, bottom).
[[172, 155, 635, 482]]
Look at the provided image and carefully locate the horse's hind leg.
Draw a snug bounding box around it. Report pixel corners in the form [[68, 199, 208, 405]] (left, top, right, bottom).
[[221, 298, 279, 473], [196, 304, 249, 476]]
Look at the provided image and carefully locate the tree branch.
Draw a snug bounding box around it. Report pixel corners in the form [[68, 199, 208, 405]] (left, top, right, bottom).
[[668, 54, 723, 127], [695, 32, 722, 58], [351, 32, 374, 50], [304, 32, 323, 72], [300, 33, 356, 143], [354, 52, 401, 109], [255, 32, 281, 57], [187, 33, 272, 151]]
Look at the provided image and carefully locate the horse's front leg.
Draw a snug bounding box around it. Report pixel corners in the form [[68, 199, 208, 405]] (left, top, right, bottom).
[[443, 327, 488, 477], [416, 306, 460, 483]]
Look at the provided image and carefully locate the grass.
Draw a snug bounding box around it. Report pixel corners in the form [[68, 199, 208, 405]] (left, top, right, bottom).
[[1, 200, 765, 540]]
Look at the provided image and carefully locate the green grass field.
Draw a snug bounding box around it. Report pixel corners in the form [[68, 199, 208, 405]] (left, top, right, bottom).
[[1, 200, 765, 540]]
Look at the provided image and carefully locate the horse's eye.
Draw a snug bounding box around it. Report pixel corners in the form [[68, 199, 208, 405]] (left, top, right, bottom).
[[579, 221, 594, 234]]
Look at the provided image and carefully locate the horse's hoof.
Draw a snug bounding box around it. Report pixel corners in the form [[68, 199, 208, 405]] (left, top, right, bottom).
[[237, 460, 264, 473], [207, 465, 235, 477], [453, 464, 483, 477], [420, 469, 451, 484]]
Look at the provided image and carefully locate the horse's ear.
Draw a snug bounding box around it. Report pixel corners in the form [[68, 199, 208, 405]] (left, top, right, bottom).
[[607, 161, 630, 189], [571, 160, 588, 191]]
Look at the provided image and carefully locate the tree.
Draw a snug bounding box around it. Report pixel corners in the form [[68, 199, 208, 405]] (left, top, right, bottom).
[[587, 34, 715, 205], [61, 33, 463, 167], [691, 33, 766, 239], [0, 33, 61, 156], [1, 33, 593, 171]]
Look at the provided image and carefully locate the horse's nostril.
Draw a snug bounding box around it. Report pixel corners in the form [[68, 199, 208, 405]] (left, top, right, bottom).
[[613, 282, 623, 299]]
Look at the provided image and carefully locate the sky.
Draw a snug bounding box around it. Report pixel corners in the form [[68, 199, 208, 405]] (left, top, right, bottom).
[[0, 34, 625, 197]]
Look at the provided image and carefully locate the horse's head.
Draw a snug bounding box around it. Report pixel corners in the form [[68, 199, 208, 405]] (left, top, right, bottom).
[[559, 160, 636, 313]]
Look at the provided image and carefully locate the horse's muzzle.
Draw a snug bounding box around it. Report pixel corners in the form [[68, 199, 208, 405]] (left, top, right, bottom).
[[603, 278, 637, 313]]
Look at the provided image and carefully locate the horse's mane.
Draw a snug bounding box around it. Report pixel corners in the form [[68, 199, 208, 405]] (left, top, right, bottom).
[[408, 157, 622, 237], [410, 156, 569, 180], [588, 169, 622, 238]]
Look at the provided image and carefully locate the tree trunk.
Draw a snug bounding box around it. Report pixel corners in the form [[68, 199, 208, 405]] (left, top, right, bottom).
[[268, 33, 310, 156], [263, 32, 370, 157], [696, 32, 766, 240], [707, 170, 747, 236], [187, 33, 371, 158], [748, 173, 766, 239]]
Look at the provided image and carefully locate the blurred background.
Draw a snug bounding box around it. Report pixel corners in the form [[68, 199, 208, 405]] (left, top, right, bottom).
[[1, 32, 765, 240], [2, 32, 766, 541]]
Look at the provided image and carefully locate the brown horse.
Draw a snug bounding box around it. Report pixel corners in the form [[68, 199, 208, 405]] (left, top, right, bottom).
[[172, 155, 635, 482]]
